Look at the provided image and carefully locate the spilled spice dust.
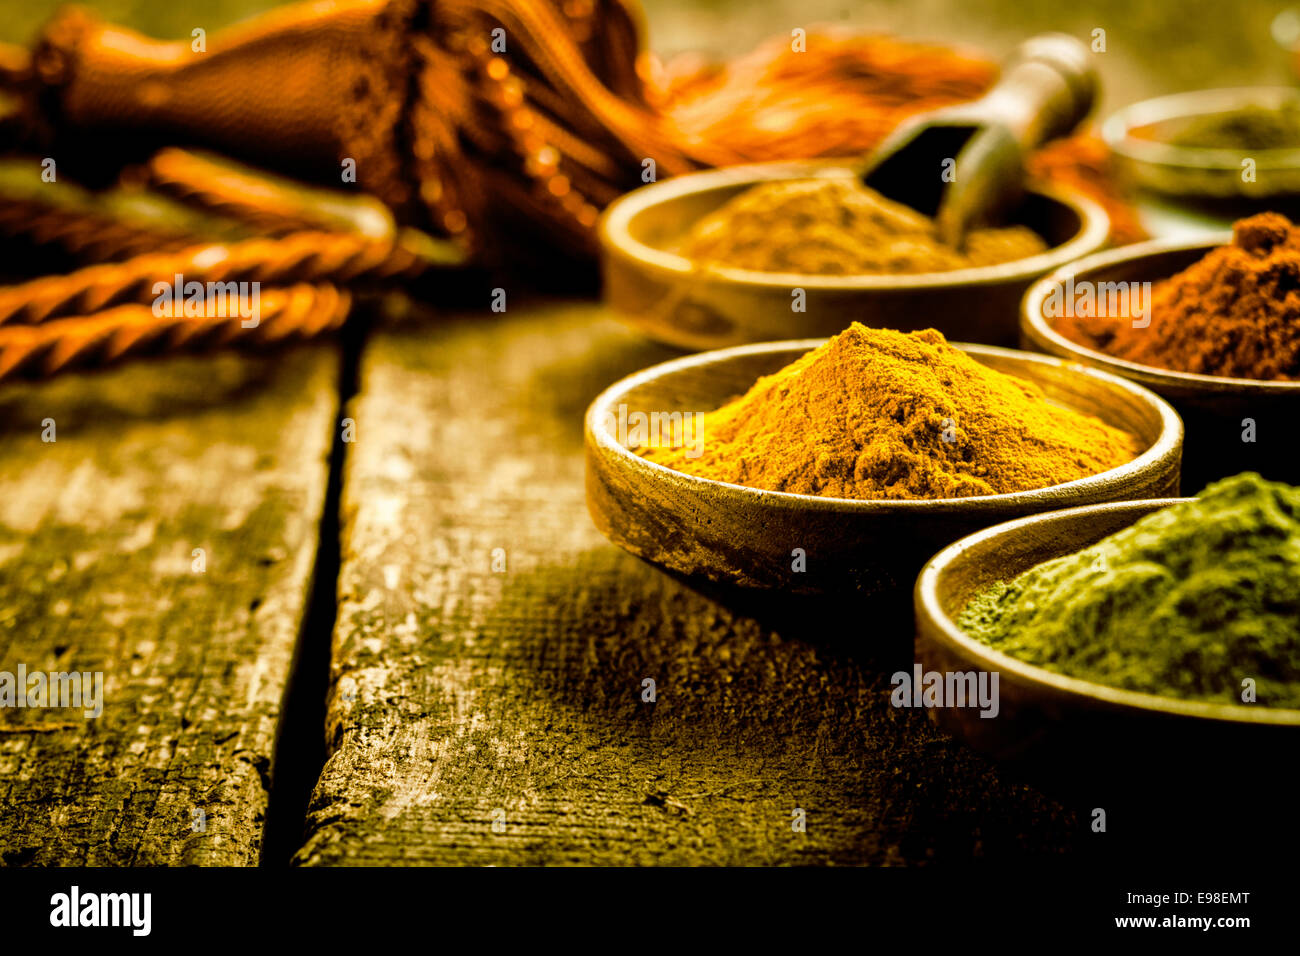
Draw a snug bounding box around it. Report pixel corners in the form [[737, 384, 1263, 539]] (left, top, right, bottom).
[[959, 472, 1300, 708], [1054, 212, 1300, 380], [640, 323, 1140, 500], [679, 177, 1048, 274]]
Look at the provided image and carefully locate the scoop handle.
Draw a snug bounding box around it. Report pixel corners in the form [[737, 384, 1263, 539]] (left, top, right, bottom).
[[933, 33, 1096, 246], [972, 33, 1096, 152]]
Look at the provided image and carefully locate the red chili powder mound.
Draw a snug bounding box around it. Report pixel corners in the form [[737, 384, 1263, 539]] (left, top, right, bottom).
[[1054, 213, 1300, 381]]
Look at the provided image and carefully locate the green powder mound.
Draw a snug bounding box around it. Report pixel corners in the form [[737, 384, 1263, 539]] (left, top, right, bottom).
[[1168, 103, 1300, 151], [957, 472, 1300, 708]]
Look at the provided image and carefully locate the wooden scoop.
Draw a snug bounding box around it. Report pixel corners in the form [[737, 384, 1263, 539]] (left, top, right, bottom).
[[860, 33, 1097, 247]]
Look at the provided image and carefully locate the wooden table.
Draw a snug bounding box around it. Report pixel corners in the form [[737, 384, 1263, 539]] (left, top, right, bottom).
[[4, 0, 1293, 869], [0, 348, 337, 865], [0, 300, 1102, 865]]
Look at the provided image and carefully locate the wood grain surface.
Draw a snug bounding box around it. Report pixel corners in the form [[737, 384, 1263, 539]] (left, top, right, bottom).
[[294, 301, 1085, 866], [0, 347, 338, 865], [0, 0, 1289, 871]]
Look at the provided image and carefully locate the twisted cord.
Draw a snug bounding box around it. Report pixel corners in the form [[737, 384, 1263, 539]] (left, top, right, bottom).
[[0, 282, 349, 382], [0, 229, 454, 326], [137, 147, 399, 239], [0, 195, 201, 262]]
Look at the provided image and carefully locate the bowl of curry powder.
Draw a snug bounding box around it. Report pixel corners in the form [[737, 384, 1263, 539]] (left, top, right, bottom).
[[600, 161, 1109, 351], [585, 323, 1181, 599]]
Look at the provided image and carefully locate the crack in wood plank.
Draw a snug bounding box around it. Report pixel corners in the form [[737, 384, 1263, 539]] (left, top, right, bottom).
[[0, 346, 338, 865]]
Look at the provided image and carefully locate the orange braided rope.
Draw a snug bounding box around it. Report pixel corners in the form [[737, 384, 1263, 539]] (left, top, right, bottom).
[[6, 2, 1145, 254], [0, 194, 201, 262], [0, 2, 1146, 385], [0, 282, 350, 381], [0, 229, 454, 326], [138, 147, 401, 239]]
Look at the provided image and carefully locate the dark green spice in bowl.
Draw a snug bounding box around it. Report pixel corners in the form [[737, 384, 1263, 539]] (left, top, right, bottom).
[[914, 476, 1300, 794], [957, 472, 1300, 707], [1168, 102, 1300, 151]]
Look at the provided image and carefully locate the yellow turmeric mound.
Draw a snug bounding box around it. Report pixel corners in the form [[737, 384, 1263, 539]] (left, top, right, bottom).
[[679, 177, 1048, 274], [641, 324, 1140, 500]]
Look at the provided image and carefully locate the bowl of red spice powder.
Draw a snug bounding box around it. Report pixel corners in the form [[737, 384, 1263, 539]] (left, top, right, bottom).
[[1021, 213, 1300, 491]]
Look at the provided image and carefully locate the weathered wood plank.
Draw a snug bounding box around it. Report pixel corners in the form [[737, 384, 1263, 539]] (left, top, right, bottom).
[[0, 346, 338, 865], [295, 303, 1081, 866]]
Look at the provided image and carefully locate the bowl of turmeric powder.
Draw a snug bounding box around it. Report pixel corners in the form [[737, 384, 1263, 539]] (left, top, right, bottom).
[[1021, 212, 1300, 490], [599, 161, 1109, 352], [585, 323, 1181, 597], [915, 475, 1300, 786]]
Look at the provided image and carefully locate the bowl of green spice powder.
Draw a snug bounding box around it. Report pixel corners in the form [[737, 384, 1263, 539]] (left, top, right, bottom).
[[915, 472, 1300, 781], [1104, 87, 1300, 201]]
